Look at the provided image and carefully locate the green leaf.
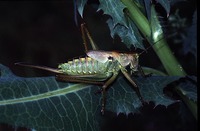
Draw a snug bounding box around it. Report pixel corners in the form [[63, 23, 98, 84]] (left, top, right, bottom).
[[154, 0, 186, 16], [144, 0, 151, 20], [76, 0, 88, 17], [107, 18, 144, 49], [98, 0, 127, 27], [157, 0, 170, 15], [178, 76, 197, 102], [0, 64, 182, 130]]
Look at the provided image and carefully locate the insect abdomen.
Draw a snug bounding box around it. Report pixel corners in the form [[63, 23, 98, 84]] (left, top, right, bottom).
[[58, 57, 111, 75]]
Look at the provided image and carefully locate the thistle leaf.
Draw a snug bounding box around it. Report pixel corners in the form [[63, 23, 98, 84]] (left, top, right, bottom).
[[178, 76, 197, 102], [98, 0, 127, 27], [107, 18, 144, 49], [157, 0, 170, 15], [0, 64, 189, 130], [76, 0, 88, 17]]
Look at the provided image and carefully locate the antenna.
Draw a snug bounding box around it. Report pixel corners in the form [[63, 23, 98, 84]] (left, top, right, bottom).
[[138, 36, 165, 56]]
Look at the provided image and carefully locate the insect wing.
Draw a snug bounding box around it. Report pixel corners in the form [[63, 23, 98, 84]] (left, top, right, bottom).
[[56, 73, 109, 84], [87, 50, 113, 63]]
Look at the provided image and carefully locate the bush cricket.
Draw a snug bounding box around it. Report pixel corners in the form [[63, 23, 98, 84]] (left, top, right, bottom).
[[16, 23, 149, 115]]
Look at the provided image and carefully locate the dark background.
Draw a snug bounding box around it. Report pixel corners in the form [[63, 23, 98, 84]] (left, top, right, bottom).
[[0, 0, 197, 131], [0, 0, 197, 77], [0, 0, 130, 77]]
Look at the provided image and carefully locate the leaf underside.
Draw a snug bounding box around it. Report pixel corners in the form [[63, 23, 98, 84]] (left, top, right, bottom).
[[0, 64, 196, 130], [76, 0, 188, 50]]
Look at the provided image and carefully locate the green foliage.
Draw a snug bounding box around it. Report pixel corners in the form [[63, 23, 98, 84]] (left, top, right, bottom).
[[107, 18, 144, 49], [0, 0, 196, 130], [1, 64, 195, 130], [76, 0, 196, 120], [98, 0, 127, 27], [76, 0, 87, 17]]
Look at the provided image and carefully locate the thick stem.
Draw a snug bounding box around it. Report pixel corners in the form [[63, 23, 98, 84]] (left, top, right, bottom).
[[174, 87, 197, 120], [120, 0, 196, 119], [152, 38, 186, 75], [121, 0, 186, 76]]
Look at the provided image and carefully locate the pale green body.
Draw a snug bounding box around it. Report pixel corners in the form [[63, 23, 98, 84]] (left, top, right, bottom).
[[58, 57, 120, 81], [16, 23, 144, 115]]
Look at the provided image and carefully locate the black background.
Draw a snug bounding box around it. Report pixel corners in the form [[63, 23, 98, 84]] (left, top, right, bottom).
[[0, 0, 197, 131]]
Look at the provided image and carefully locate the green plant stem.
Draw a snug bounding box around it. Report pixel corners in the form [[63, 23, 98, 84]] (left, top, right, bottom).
[[121, 0, 186, 76], [174, 87, 197, 120], [152, 38, 186, 75], [120, 0, 197, 119]]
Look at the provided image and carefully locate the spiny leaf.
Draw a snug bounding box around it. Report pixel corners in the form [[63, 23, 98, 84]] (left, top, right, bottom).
[[146, 0, 186, 17], [157, 0, 170, 16], [137, 0, 171, 18], [76, 0, 88, 17], [144, 0, 151, 20], [107, 18, 144, 49], [155, 0, 186, 16], [178, 76, 197, 102], [0, 64, 184, 130], [98, 0, 127, 27], [0, 64, 99, 131]]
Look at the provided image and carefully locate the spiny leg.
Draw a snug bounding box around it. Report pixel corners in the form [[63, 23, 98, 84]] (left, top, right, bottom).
[[101, 73, 119, 115], [81, 23, 88, 52], [121, 68, 145, 104], [81, 23, 99, 52]]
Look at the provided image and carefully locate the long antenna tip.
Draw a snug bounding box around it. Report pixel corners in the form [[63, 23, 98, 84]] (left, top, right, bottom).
[[15, 62, 24, 65]]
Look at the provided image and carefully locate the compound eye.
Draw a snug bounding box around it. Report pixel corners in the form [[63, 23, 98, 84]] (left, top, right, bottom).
[[108, 56, 114, 61], [119, 54, 130, 66]]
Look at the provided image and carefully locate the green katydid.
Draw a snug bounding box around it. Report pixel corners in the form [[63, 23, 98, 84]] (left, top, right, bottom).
[[16, 23, 149, 115]]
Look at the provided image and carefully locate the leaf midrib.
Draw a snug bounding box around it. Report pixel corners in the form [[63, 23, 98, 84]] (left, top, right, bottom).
[[0, 83, 90, 105]]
